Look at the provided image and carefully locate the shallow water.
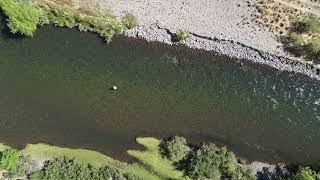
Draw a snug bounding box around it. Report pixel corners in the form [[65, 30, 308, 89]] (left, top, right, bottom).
[[0, 26, 319, 164]]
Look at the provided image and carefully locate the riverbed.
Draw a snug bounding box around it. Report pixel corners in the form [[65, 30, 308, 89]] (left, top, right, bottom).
[[0, 25, 319, 164]]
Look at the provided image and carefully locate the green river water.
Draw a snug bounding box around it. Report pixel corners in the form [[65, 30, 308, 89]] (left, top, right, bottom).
[[0, 25, 319, 164]]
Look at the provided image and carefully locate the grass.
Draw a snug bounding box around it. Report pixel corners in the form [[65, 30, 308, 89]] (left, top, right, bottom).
[[0, 142, 166, 179], [41, 5, 124, 42], [0, 0, 138, 41], [302, 15, 320, 33], [37, 0, 137, 41], [127, 137, 188, 180], [124, 163, 161, 180], [22, 143, 124, 167], [308, 37, 320, 55], [0, 0, 42, 36], [289, 32, 305, 48], [122, 12, 138, 29], [0, 138, 187, 179], [21, 142, 166, 180], [175, 30, 189, 42]]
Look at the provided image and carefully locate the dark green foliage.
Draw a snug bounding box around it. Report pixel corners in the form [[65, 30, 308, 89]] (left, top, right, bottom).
[[159, 136, 190, 162], [30, 157, 122, 180], [124, 173, 144, 180], [232, 166, 254, 180], [0, 0, 42, 36], [122, 12, 138, 29], [185, 143, 253, 179], [289, 166, 320, 180], [175, 30, 189, 42]]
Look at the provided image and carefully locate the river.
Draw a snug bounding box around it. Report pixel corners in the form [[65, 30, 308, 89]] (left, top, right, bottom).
[[0, 25, 319, 164]]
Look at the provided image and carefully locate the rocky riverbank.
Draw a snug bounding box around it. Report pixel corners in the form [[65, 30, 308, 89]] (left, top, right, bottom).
[[99, 0, 320, 80]]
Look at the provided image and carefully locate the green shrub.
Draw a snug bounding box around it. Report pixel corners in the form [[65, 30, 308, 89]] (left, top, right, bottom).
[[175, 30, 189, 42], [307, 37, 320, 55], [302, 16, 320, 33], [289, 166, 320, 180], [31, 156, 122, 180], [289, 32, 304, 48], [3, 155, 35, 178], [159, 136, 190, 162], [0, 148, 19, 171], [122, 12, 138, 29], [185, 143, 253, 179], [124, 172, 144, 180], [0, 0, 42, 36], [232, 166, 254, 180]]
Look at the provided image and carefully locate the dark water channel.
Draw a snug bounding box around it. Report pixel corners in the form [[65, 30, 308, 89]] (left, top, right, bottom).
[[0, 25, 319, 164]]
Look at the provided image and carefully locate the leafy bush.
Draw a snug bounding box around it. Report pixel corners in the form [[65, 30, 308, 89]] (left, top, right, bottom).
[[302, 16, 320, 33], [287, 17, 320, 59], [307, 37, 320, 55], [49, 10, 76, 28], [159, 136, 190, 162], [289, 32, 304, 48], [0, 0, 42, 36], [3, 155, 37, 178], [31, 157, 123, 180], [124, 172, 144, 180], [185, 143, 253, 179], [122, 12, 138, 29], [175, 30, 189, 42], [0, 148, 19, 171], [289, 166, 320, 180]]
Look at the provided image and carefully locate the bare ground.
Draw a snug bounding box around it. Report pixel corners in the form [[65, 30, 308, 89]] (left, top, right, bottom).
[[31, 0, 320, 79]]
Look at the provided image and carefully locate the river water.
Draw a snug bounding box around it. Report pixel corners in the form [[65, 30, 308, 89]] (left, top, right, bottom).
[[0, 26, 319, 164]]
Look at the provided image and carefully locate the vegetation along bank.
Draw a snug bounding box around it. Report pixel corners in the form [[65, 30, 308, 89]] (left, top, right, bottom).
[[0, 0, 137, 41], [0, 136, 318, 180], [0, 0, 320, 80]]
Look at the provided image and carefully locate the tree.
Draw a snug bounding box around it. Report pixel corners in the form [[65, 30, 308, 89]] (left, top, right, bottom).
[[0, 148, 19, 171], [30, 157, 122, 180], [0, 0, 41, 36], [185, 143, 253, 179], [159, 136, 190, 162], [290, 166, 320, 180]]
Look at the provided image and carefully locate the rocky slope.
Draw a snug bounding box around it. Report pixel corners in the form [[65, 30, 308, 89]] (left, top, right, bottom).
[[100, 0, 320, 80]]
